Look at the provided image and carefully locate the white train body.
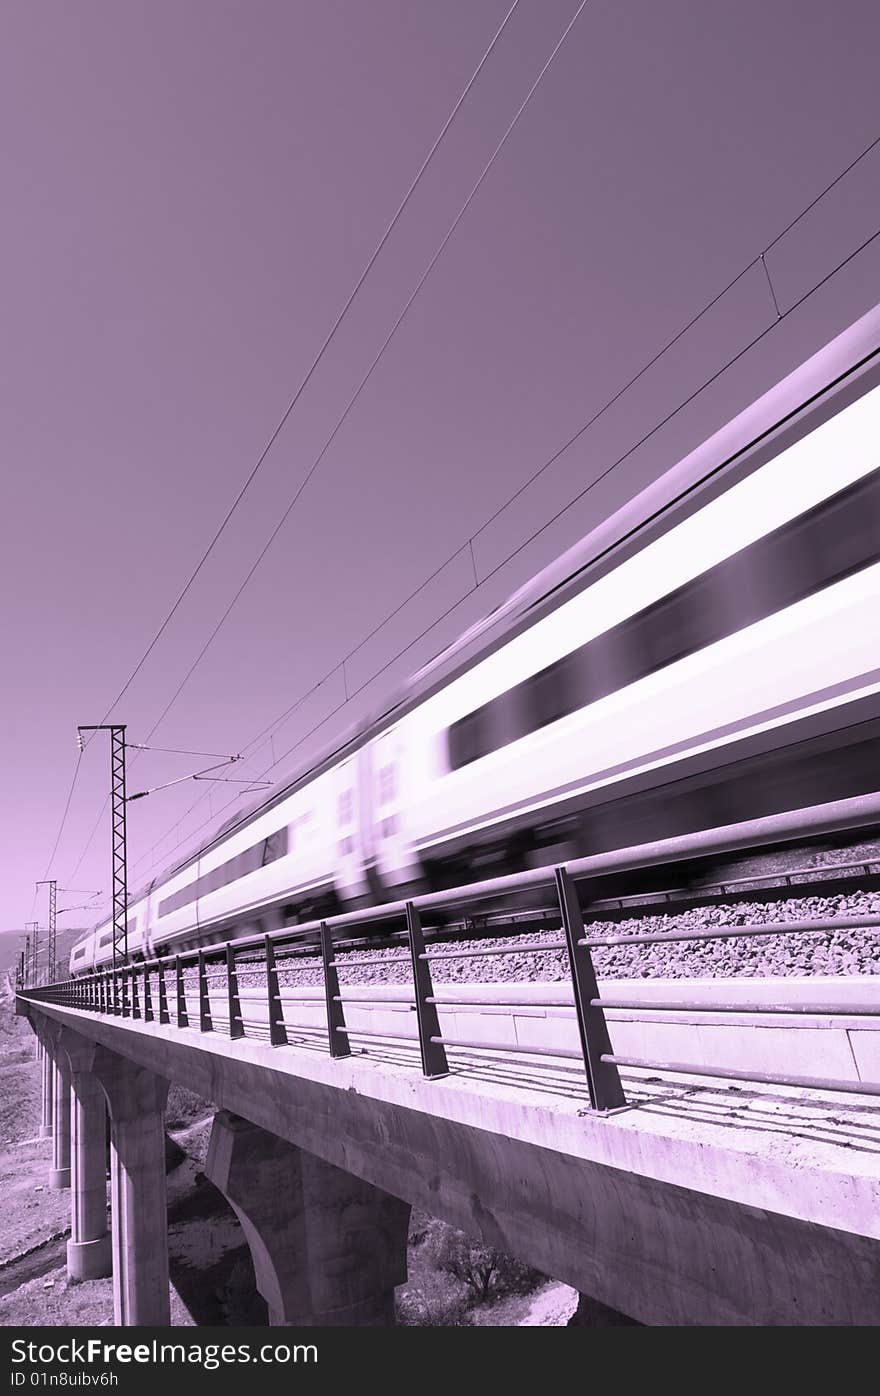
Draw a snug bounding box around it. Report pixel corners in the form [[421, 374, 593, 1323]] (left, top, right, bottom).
[[72, 308, 880, 974]]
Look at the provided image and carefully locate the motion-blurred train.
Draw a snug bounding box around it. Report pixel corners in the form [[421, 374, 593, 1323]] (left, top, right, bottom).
[[71, 304, 880, 974]]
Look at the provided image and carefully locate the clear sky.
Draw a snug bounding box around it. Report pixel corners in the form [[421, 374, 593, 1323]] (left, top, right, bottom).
[[3, 0, 880, 944]]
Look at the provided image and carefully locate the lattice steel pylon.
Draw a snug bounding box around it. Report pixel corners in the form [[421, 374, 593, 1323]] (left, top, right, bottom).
[[26, 921, 39, 985], [36, 880, 57, 982], [78, 725, 129, 1005], [110, 727, 128, 971]]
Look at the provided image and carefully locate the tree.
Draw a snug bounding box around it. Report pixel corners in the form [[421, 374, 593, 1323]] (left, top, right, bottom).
[[429, 1226, 542, 1303]]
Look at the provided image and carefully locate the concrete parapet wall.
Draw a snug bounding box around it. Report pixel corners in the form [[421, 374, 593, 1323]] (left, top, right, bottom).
[[202, 975, 880, 1086]]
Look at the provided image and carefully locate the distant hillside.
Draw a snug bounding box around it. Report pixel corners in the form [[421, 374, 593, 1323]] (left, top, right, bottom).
[[0, 926, 87, 983]]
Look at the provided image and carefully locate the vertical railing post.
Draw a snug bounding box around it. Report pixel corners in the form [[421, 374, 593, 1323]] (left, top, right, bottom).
[[265, 936, 287, 1046], [406, 903, 448, 1078], [198, 951, 212, 1032], [555, 866, 625, 1112], [226, 944, 243, 1040], [176, 956, 188, 1028], [143, 963, 154, 1023], [120, 965, 130, 1018], [130, 965, 140, 1019], [320, 921, 350, 1058], [157, 960, 170, 1026]]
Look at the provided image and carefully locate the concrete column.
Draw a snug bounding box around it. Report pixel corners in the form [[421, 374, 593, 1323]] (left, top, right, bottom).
[[67, 1069, 111, 1280], [39, 1044, 54, 1139], [49, 1057, 71, 1189], [206, 1111, 411, 1326], [91, 1050, 170, 1326]]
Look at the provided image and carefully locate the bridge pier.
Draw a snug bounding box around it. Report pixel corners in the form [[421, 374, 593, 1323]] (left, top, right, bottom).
[[49, 1055, 71, 1189], [91, 1050, 170, 1325], [55, 1033, 113, 1283], [39, 1036, 54, 1139], [206, 1111, 411, 1326]]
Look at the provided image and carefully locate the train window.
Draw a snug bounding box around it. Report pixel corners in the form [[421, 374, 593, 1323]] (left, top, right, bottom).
[[448, 705, 492, 769], [339, 835, 354, 856], [158, 826, 289, 916], [381, 814, 398, 838], [522, 655, 578, 732], [807, 468, 880, 589], [626, 577, 727, 677], [740, 472, 877, 623], [337, 789, 354, 825], [580, 629, 620, 704], [261, 829, 286, 866], [378, 765, 396, 803]]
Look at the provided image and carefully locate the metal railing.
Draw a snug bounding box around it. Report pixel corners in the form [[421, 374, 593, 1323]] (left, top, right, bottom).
[[19, 792, 880, 1112]]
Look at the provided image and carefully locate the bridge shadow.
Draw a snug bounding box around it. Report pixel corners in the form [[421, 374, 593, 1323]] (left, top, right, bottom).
[[330, 1038, 880, 1155], [260, 1026, 880, 1160], [636, 1088, 880, 1154], [166, 1161, 268, 1325]]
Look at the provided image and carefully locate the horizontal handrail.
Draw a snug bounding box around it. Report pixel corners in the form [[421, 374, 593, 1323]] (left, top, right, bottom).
[[581, 914, 880, 949]]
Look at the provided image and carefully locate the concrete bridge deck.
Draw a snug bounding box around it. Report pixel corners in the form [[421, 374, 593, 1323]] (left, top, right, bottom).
[[22, 982, 880, 1327]]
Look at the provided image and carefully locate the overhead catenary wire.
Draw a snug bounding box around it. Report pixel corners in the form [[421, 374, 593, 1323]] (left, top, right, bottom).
[[135, 0, 593, 752], [36, 752, 83, 899], [94, 2, 522, 731], [37, 1, 522, 893], [62, 1, 591, 888], [126, 743, 243, 759]]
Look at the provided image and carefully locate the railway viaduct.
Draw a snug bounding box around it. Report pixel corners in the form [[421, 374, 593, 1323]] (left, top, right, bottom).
[[18, 915, 880, 1327]]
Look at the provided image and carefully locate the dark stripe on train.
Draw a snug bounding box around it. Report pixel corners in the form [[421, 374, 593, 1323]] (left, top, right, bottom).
[[96, 917, 136, 949], [158, 828, 289, 918], [447, 467, 880, 770], [425, 694, 880, 887]]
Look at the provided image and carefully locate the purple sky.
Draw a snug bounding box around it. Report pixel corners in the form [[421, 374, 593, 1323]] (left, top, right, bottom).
[[3, 1, 880, 944]]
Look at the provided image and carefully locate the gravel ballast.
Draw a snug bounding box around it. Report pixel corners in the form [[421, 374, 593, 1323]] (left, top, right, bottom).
[[266, 888, 880, 990]]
